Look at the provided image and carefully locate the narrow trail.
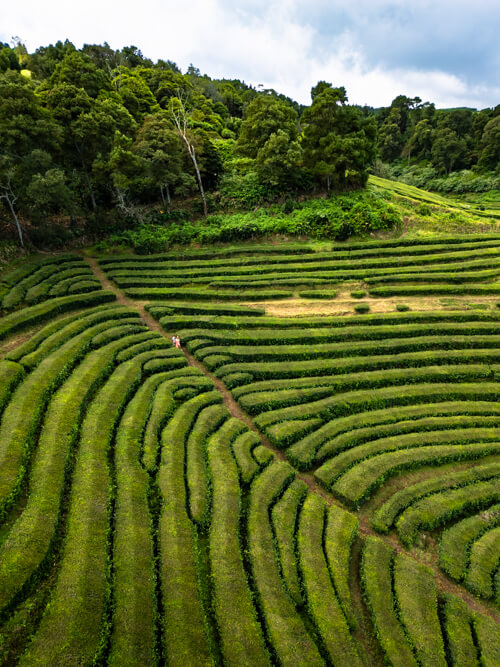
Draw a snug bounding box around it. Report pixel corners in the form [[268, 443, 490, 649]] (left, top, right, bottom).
[[85, 253, 500, 623]]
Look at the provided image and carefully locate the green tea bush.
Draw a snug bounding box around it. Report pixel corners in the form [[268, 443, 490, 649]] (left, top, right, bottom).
[[354, 303, 370, 313]]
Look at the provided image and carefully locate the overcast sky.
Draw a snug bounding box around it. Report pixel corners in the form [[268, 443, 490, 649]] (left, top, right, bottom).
[[1, 0, 499, 109]]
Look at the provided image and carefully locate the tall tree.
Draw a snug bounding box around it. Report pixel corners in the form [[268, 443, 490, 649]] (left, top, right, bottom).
[[168, 94, 208, 216], [236, 94, 298, 159], [134, 112, 184, 207], [302, 83, 376, 191]]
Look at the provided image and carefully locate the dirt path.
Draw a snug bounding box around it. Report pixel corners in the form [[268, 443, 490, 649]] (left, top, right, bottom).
[[85, 254, 500, 623]]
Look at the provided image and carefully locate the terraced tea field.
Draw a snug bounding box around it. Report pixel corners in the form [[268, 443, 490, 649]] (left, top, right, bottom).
[[1, 236, 499, 665]]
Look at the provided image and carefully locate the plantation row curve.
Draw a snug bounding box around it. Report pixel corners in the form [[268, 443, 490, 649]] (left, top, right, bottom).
[[0, 236, 499, 666]]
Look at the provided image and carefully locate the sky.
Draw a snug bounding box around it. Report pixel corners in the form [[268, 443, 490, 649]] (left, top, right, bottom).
[[1, 0, 499, 109]]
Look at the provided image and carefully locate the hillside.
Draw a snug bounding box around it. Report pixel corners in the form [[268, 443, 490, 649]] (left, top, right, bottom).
[[0, 235, 499, 665]]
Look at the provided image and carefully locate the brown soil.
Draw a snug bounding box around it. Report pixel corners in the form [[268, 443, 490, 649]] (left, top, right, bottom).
[[85, 254, 500, 623], [242, 294, 500, 318]]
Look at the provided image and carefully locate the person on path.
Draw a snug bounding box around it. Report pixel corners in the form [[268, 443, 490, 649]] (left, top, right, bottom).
[[175, 335, 181, 349], [172, 334, 177, 347]]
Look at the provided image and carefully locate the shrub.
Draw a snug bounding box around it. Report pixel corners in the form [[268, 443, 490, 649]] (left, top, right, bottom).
[[354, 303, 370, 313], [350, 290, 366, 299]]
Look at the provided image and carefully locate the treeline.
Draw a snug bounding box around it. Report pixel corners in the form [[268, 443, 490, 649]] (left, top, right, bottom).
[[0, 39, 498, 248]]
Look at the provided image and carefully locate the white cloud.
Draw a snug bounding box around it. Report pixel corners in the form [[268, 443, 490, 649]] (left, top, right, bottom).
[[1, 0, 498, 109]]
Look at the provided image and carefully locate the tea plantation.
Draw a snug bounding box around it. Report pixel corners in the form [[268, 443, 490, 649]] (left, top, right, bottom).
[[0, 236, 499, 665]]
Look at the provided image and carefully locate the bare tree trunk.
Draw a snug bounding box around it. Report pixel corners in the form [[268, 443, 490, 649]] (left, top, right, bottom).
[[170, 94, 208, 217], [83, 168, 97, 211], [186, 140, 207, 216], [326, 174, 331, 193], [0, 179, 24, 247], [165, 183, 171, 208], [5, 195, 24, 247], [160, 185, 166, 207]]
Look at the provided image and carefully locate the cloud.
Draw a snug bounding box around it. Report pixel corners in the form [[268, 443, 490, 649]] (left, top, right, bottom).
[[1, 0, 499, 109]]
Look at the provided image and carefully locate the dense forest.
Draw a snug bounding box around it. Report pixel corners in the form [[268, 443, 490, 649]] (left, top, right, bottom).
[[0, 39, 499, 249]]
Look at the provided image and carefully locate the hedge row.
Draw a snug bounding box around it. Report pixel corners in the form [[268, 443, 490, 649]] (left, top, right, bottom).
[[0, 290, 115, 341], [207, 418, 269, 665], [0, 330, 150, 619], [324, 506, 358, 631], [2, 262, 82, 309], [0, 360, 24, 421], [157, 309, 500, 336], [369, 283, 500, 297], [121, 242, 500, 272], [107, 253, 500, 289], [100, 237, 500, 273], [254, 383, 500, 433], [5, 304, 132, 364], [464, 526, 500, 599], [1, 253, 78, 285], [141, 369, 205, 471], [317, 422, 500, 483], [146, 301, 265, 317], [395, 477, 500, 546], [159, 391, 222, 665], [360, 537, 417, 666], [438, 503, 500, 581], [0, 318, 136, 523], [106, 373, 163, 665], [186, 403, 228, 526], [181, 321, 500, 349], [393, 553, 447, 666], [24, 266, 94, 304], [126, 287, 293, 301], [265, 418, 323, 449], [20, 346, 156, 664], [298, 290, 338, 299], [234, 364, 500, 415], [231, 430, 263, 484], [271, 478, 308, 606], [288, 400, 500, 470], [372, 461, 500, 533], [316, 414, 500, 465], [332, 443, 500, 509], [211, 278, 335, 288], [247, 462, 324, 665], [366, 267, 500, 285], [213, 347, 500, 381], [441, 595, 478, 667], [297, 493, 360, 665], [473, 609, 500, 665], [316, 426, 500, 492], [98, 243, 315, 265]]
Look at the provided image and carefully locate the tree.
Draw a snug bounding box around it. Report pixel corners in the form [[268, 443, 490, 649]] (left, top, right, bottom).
[[50, 51, 110, 98], [134, 112, 184, 207], [302, 83, 376, 191], [255, 129, 303, 189], [431, 128, 467, 174], [478, 116, 500, 169], [236, 94, 298, 158], [168, 94, 208, 216], [0, 71, 63, 245]]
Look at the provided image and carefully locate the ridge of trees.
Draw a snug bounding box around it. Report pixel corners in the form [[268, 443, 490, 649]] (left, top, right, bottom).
[[0, 39, 498, 247]]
